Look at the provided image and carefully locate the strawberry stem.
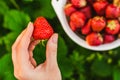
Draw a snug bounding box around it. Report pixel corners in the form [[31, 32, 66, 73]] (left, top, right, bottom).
[[40, 40, 48, 47]]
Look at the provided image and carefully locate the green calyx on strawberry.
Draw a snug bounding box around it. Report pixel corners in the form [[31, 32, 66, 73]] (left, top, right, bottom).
[[86, 32, 103, 46], [105, 20, 120, 35], [32, 17, 54, 40], [91, 16, 106, 32]]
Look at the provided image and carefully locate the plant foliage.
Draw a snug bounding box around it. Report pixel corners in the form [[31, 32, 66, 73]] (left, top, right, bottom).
[[0, 0, 120, 80]]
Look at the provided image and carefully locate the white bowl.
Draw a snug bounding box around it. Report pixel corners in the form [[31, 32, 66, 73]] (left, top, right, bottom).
[[51, 0, 120, 51]]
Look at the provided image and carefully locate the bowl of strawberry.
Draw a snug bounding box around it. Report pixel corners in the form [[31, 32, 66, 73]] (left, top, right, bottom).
[[52, 0, 120, 51]]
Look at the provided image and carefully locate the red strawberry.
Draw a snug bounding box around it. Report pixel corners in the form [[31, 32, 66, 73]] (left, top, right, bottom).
[[79, 6, 92, 19], [71, 0, 87, 8], [93, 1, 108, 16], [91, 16, 106, 32], [106, 4, 120, 18], [70, 11, 86, 28], [86, 32, 103, 46], [33, 17, 54, 40], [69, 21, 77, 31], [81, 19, 91, 35], [64, 3, 76, 16], [103, 34, 115, 43], [106, 0, 120, 18], [105, 19, 120, 35]]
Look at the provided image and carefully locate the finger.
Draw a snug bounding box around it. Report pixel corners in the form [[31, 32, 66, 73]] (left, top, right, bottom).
[[28, 40, 40, 58], [28, 40, 40, 67], [16, 22, 34, 69], [12, 29, 26, 76], [30, 57, 37, 67], [46, 33, 58, 67], [20, 22, 34, 49], [12, 29, 26, 66], [12, 29, 26, 50]]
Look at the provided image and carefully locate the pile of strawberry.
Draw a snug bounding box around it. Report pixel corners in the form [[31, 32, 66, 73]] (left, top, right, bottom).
[[64, 0, 120, 46]]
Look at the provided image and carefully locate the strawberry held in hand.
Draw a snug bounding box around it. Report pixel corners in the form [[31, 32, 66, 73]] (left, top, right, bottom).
[[32, 17, 54, 40]]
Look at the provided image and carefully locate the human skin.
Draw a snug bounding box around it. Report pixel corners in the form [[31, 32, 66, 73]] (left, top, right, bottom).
[[12, 22, 62, 80]]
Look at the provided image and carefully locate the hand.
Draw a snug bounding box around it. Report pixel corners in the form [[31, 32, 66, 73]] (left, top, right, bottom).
[[12, 22, 61, 80]]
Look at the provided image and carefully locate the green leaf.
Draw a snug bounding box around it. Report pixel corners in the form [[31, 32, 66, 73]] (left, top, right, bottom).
[[33, 0, 56, 19], [0, 53, 12, 75], [22, 0, 33, 2], [113, 67, 120, 80], [57, 36, 74, 78], [57, 36, 68, 60], [0, 53, 15, 80], [59, 58, 74, 79], [0, 42, 8, 58], [0, 38, 3, 45], [3, 10, 30, 32], [33, 43, 46, 65], [33, 35, 68, 64], [71, 50, 85, 62], [3, 32, 19, 51], [91, 58, 112, 77], [79, 74, 86, 80], [70, 50, 85, 73], [0, 1, 9, 15], [4, 71, 16, 80]]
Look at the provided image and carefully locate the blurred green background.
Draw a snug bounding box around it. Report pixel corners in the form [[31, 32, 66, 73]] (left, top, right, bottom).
[[0, 0, 120, 80]]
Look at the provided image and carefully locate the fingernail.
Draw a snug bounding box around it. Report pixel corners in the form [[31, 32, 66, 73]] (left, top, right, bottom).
[[27, 22, 34, 32], [27, 22, 32, 28], [52, 34, 58, 44]]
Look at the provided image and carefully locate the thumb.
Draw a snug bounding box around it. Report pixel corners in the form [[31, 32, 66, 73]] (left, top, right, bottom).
[[45, 33, 58, 68]]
